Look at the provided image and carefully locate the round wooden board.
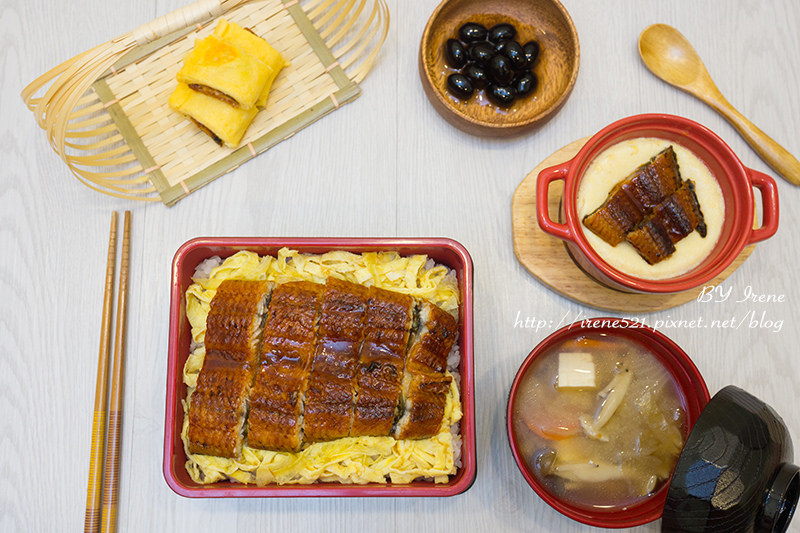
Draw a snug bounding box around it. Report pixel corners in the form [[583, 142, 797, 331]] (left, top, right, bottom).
[[511, 138, 755, 312]]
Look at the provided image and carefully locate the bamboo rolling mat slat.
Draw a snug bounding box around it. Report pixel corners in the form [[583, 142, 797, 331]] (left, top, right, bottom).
[[511, 138, 755, 313], [24, 0, 388, 205]]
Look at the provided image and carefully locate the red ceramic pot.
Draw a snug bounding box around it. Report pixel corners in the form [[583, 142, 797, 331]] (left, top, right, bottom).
[[536, 113, 779, 293], [506, 318, 711, 528]]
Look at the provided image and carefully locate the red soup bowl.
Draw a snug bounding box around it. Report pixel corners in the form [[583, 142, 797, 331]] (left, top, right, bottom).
[[506, 318, 711, 528], [535, 113, 779, 293]]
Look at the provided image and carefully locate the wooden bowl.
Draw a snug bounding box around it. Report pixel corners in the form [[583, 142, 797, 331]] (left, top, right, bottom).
[[419, 0, 580, 137]]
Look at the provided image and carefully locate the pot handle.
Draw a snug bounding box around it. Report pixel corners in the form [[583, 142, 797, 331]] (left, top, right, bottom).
[[747, 169, 780, 245], [536, 163, 573, 242]]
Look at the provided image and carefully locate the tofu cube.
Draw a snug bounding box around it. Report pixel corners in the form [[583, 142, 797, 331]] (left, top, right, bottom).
[[557, 352, 596, 390]]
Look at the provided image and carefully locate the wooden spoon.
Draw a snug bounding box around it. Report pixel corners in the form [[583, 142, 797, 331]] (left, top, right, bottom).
[[639, 23, 800, 186]]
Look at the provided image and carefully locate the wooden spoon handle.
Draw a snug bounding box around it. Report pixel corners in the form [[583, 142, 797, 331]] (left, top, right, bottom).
[[708, 96, 800, 186]]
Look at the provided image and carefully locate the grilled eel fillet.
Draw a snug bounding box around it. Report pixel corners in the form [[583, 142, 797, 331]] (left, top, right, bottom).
[[350, 286, 415, 437], [626, 180, 707, 264], [302, 278, 370, 442], [187, 280, 459, 457], [187, 280, 272, 458], [247, 281, 324, 452], [583, 146, 682, 245], [394, 302, 457, 440]]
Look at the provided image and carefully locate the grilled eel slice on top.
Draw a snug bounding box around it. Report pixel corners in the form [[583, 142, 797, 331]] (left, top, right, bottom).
[[394, 302, 458, 440], [626, 180, 708, 265], [302, 278, 370, 442], [247, 281, 324, 452], [583, 146, 683, 246], [187, 279, 273, 458], [350, 286, 415, 437]]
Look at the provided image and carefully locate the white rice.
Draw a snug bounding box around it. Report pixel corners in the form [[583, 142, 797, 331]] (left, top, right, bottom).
[[193, 256, 223, 280]]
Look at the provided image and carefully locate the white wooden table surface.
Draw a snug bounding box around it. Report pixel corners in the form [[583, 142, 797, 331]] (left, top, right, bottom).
[[2, 0, 799, 531]]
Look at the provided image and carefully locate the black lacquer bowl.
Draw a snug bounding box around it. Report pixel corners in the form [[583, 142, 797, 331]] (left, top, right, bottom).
[[663, 385, 799, 532]]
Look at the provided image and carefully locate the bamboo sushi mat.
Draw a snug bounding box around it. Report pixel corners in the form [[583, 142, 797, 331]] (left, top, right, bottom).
[[25, 0, 388, 205]]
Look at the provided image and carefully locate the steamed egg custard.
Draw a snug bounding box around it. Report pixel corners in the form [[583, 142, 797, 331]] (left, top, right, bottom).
[[578, 138, 724, 279], [511, 333, 686, 509], [182, 249, 463, 485]]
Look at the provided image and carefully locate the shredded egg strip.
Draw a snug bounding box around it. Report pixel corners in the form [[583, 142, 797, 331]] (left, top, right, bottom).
[[182, 249, 463, 485]]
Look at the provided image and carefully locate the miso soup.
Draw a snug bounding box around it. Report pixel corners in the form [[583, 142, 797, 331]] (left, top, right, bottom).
[[511, 332, 687, 509]]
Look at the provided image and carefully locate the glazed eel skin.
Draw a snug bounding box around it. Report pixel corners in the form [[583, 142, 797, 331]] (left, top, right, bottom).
[[302, 278, 371, 442], [582, 146, 682, 246], [186, 277, 458, 456], [582, 145, 708, 264], [186, 280, 273, 458], [247, 281, 324, 452], [626, 180, 707, 264]]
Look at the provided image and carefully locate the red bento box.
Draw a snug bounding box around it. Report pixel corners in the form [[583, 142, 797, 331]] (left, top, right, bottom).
[[164, 237, 476, 497]]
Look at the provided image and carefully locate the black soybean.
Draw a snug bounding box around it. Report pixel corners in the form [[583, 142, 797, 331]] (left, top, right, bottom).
[[447, 73, 474, 100], [463, 64, 489, 89], [468, 43, 495, 66], [502, 40, 527, 71], [458, 22, 487, 43], [444, 38, 467, 69], [494, 39, 512, 55], [514, 72, 538, 97], [488, 23, 517, 43], [443, 19, 542, 107], [523, 40, 541, 68], [489, 54, 514, 85], [488, 84, 516, 107]]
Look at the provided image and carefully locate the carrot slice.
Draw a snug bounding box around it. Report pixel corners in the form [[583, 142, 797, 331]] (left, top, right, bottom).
[[528, 422, 579, 441], [523, 414, 580, 441]]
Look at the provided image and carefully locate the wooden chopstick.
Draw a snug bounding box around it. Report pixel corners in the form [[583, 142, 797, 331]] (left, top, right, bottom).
[[101, 210, 131, 533], [84, 212, 118, 533]]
